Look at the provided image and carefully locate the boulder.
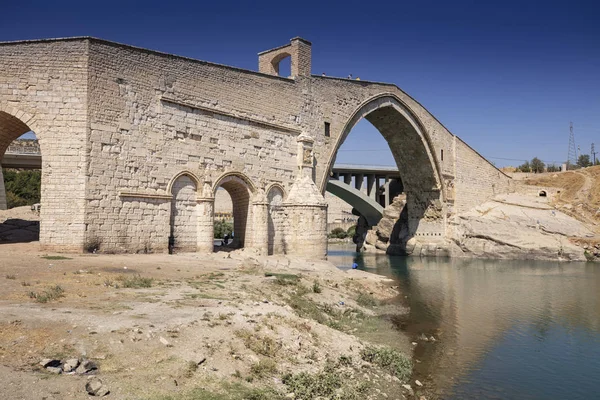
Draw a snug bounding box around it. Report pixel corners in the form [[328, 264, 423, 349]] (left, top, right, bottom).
[[86, 377, 110, 396]]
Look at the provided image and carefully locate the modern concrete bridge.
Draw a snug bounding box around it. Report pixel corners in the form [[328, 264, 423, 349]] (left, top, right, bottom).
[[328, 163, 402, 226]]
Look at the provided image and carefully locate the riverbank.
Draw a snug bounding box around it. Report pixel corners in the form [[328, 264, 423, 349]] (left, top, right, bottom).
[[0, 242, 416, 400]]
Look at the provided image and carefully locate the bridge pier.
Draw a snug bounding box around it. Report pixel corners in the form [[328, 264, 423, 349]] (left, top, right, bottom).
[[366, 174, 376, 200], [197, 181, 215, 253], [251, 193, 269, 255]]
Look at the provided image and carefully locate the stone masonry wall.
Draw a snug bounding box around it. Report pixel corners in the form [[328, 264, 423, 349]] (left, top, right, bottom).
[[1, 37, 514, 253], [0, 39, 89, 251]]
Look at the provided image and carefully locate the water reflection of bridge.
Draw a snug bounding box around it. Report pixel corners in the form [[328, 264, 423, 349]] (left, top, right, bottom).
[[329, 249, 600, 397]]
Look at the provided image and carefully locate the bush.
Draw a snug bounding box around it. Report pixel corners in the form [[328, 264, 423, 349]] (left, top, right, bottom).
[[328, 227, 348, 239], [360, 346, 412, 381], [28, 285, 65, 303]]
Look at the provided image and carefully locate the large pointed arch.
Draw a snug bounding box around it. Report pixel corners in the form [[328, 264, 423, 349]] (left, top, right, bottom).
[[320, 93, 444, 201]]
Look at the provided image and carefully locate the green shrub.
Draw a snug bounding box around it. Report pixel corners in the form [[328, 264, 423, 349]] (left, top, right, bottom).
[[328, 227, 348, 239], [356, 293, 378, 307], [28, 285, 65, 303], [360, 345, 412, 381], [117, 274, 153, 288], [250, 359, 278, 378], [312, 280, 322, 293]]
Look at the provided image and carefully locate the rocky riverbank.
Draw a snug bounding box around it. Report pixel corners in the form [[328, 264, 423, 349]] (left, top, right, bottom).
[[0, 243, 419, 400], [362, 192, 597, 261]]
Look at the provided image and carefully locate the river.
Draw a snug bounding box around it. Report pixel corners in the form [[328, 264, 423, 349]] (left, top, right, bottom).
[[327, 244, 600, 399]]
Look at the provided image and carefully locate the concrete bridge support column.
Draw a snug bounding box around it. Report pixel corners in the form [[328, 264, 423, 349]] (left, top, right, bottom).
[[366, 174, 376, 200], [354, 173, 364, 191], [251, 194, 269, 255], [0, 166, 6, 210], [283, 134, 328, 260], [343, 173, 352, 186], [384, 176, 390, 207], [197, 185, 215, 253]]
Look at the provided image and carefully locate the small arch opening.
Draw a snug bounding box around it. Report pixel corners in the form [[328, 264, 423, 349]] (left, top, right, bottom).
[[212, 174, 253, 251], [539, 190, 547, 197], [271, 52, 292, 78]]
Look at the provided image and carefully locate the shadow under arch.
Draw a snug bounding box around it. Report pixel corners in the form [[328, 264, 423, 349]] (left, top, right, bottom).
[[321, 94, 446, 254], [212, 171, 256, 249]]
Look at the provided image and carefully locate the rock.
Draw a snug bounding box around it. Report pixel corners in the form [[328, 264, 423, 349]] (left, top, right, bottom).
[[452, 194, 590, 261], [415, 379, 423, 387], [46, 366, 62, 374], [76, 359, 98, 374], [159, 336, 172, 347], [62, 358, 80, 373], [86, 377, 110, 396]]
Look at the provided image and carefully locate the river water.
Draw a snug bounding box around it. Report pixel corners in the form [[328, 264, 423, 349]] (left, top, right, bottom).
[[327, 244, 600, 399]]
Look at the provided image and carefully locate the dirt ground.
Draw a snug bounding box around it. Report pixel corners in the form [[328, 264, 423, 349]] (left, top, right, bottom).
[[0, 242, 415, 400]]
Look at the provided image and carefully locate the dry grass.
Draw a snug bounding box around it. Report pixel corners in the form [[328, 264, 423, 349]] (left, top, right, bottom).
[[522, 171, 586, 203]]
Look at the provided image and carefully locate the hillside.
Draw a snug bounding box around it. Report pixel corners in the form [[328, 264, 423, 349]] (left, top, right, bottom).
[[521, 166, 600, 228]]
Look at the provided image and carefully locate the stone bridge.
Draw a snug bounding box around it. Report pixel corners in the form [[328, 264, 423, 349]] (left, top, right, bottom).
[[0, 36, 514, 257]]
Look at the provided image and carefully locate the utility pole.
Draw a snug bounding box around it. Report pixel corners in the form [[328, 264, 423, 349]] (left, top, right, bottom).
[[567, 122, 577, 169], [592, 143, 597, 165]]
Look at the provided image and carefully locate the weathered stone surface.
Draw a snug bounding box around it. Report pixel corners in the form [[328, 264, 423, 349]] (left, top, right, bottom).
[[451, 194, 590, 261]]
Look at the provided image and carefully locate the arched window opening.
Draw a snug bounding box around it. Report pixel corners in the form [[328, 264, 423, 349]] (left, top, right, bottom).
[[277, 56, 291, 78], [270, 52, 292, 78], [539, 190, 547, 197]]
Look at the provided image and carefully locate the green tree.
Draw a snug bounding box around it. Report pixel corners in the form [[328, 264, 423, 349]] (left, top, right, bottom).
[[517, 161, 531, 172], [213, 219, 233, 239], [530, 157, 545, 173], [577, 154, 591, 168], [2, 169, 41, 208], [546, 164, 560, 173]]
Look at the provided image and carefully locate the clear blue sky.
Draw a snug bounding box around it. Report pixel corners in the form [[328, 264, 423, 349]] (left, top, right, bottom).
[[3, 0, 599, 167]]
